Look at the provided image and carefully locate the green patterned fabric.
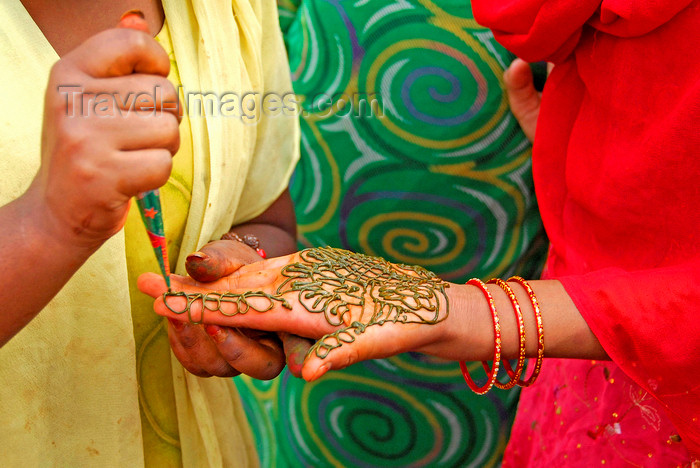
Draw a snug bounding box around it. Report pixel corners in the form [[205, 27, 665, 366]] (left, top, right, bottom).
[[235, 1, 547, 466]]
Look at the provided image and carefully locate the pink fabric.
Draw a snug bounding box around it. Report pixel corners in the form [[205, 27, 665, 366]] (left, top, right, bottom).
[[472, 0, 700, 465]]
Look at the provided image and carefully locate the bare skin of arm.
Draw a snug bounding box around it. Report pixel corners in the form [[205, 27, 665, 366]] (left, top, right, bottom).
[[448, 277, 607, 362], [139, 248, 607, 382], [0, 194, 105, 347]]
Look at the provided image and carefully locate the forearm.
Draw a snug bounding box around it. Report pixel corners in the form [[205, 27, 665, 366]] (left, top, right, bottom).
[[0, 189, 97, 346], [433, 279, 608, 362]]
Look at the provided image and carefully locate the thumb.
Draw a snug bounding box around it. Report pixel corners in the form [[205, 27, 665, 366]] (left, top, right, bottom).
[[300, 324, 410, 382], [280, 332, 315, 378], [503, 58, 541, 143], [186, 240, 262, 282]]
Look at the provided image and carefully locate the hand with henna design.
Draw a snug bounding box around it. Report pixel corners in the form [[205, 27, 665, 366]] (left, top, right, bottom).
[[139, 247, 608, 382], [140, 248, 454, 381]]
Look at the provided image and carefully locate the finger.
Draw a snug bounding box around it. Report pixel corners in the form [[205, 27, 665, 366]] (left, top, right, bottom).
[[139, 276, 221, 377], [183, 251, 295, 285], [63, 28, 170, 78], [503, 58, 540, 143], [154, 276, 337, 339], [79, 74, 180, 120], [156, 277, 285, 328], [280, 332, 315, 378], [106, 111, 180, 154], [137, 272, 169, 298], [186, 240, 262, 282], [300, 319, 433, 382], [504, 58, 535, 92], [302, 331, 363, 381], [153, 264, 341, 338], [142, 272, 216, 294], [300, 330, 361, 382], [206, 326, 286, 380], [167, 320, 213, 377], [168, 320, 238, 377], [114, 148, 174, 196]]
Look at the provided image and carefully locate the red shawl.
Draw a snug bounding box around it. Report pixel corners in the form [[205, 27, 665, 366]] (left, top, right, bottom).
[[473, 0, 700, 457]]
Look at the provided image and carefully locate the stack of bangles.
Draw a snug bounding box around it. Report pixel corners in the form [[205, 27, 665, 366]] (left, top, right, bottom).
[[459, 276, 545, 395], [221, 231, 267, 259]]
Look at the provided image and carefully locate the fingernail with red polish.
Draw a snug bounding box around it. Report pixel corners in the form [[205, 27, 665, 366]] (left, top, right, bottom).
[[292, 351, 305, 367], [287, 353, 304, 376], [205, 325, 227, 343], [186, 251, 209, 263]]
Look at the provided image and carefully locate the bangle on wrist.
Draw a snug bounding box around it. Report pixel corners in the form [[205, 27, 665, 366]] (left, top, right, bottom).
[[488, 278, 526, 390], [460, 276, 544, 395], [507, 276, 544, 387], [459, 278, 502, 395]]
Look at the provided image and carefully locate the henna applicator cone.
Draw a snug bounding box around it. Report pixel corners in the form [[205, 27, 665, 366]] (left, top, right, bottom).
[[135, 190, 171, 289]]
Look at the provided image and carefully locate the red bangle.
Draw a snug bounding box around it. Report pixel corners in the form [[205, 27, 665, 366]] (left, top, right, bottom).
[[459, 278, 502, 395], [220, 232, 267, 258], [507, 276, 544, 387], [487, 278, 526, 390]]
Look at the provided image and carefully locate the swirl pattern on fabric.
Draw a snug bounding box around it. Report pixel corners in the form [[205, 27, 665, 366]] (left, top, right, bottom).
[[240, 360, 519, 468], [235, 1, 547, 466]]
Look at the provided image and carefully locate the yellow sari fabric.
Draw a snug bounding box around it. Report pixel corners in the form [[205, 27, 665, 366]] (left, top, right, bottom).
[[0, 0, 299, 466]]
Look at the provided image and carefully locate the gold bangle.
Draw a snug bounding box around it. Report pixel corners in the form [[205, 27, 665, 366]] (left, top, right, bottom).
[[508, 276, 544, 387], [487, 278, 526, 390]]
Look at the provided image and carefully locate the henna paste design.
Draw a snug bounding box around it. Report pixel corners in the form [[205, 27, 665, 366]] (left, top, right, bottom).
[[163, 247, 450, 359]]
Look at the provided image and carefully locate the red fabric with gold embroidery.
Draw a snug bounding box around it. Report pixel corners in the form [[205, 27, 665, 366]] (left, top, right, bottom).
[[473, 0, 700, 464]]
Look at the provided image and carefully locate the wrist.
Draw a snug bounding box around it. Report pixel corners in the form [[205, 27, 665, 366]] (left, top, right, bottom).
[[421, 282, 494, 362], [18, 186, 100, 261], [23, 178, 117, 254], [458, 277, 547, 394], [221, 231, 266, 258]]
